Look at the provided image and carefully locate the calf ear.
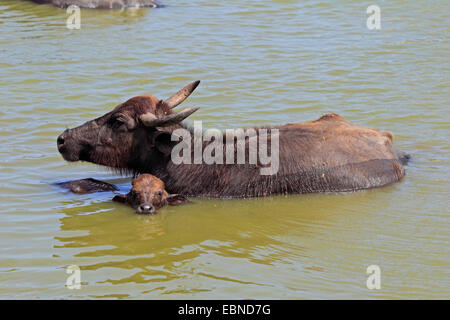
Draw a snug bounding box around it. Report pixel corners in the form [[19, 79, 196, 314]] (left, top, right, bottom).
[[112, 194, 128, 203], [166, 194, 188, 206]]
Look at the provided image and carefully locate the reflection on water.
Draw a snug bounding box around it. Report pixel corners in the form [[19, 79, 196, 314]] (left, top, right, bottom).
[[55, 196, 313, 297], [0, 0, 449, 299]]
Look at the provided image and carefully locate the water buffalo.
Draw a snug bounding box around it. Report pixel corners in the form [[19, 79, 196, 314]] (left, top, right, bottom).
[[113, 174, 187, 214], [29, 0, 162, 9], [57, 81, 410, 198]]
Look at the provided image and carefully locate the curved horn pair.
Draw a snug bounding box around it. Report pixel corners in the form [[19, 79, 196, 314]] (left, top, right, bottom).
[[140, 107, 199, 127]]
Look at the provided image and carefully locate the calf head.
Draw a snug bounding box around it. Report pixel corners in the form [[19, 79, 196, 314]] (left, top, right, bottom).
[[57, 81, 200, 174], [113, 174, 187, 214]]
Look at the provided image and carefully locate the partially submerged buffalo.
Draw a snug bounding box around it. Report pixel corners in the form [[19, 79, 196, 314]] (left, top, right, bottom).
[[113, 174, 187, 214], [57, 81, 409, 198], [30, 0, 162, 9], [57, 178, 118, 193]]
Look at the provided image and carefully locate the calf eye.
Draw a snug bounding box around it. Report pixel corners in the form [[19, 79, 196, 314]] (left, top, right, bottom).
[[156, 191, 163, 197]]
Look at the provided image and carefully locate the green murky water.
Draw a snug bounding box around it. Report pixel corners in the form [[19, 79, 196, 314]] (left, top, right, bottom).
[[0, 0, 449, 299]]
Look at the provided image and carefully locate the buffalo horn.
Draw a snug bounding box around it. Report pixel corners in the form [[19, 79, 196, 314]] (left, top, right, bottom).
[[164, 80, 200, 109], [140, 107, 199, 127]]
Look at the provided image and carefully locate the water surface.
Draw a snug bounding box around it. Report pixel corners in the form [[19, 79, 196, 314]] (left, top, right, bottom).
[[0, 0, 449, 299]]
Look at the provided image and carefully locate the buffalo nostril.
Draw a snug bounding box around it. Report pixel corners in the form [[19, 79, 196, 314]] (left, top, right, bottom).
[[139, 204, 154, 214]]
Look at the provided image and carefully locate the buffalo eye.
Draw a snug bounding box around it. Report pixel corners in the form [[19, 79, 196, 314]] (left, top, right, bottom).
[[109, 115, 128, 131], [109, 117, 122, 128], [130, 190, 139, 201]]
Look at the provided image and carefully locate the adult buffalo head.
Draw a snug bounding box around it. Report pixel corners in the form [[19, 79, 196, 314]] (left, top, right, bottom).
[[57, 81, 200, 174]]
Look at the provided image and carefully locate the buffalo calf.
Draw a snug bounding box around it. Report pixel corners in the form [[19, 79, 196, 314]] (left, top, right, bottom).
[[113, 174, 187, 214]]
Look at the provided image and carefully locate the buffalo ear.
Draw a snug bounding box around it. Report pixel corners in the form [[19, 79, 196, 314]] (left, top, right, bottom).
[[125, 117, 136, 130], [113, 194, 128, 203], [155, 132, 176, 157], [166, 194, 188, 206]]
